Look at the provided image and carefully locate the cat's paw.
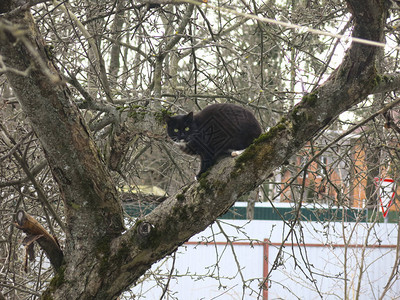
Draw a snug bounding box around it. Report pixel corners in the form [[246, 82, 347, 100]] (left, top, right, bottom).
[[231, 150, 245, 157]]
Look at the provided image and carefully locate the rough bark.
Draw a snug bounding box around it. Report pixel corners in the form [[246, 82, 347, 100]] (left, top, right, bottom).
[[0, 0, 390, 299], [0, 10, 124, 299]]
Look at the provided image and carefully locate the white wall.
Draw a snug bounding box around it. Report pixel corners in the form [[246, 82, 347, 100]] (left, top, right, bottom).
[[129, 220, 400, 299]]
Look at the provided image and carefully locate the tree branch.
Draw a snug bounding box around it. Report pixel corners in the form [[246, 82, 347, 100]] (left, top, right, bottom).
[[99, 0, 389, 296], [371, 73, 400, 94], [15, 210, 64, 271], [0, 9, 124, 261], [0, 0, 391, 298], [0, 124, 65, 231], [154, 4, 194, 96]]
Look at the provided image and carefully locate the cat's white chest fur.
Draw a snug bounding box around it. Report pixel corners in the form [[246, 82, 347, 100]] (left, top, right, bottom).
[[174, 140, 187, 146], [174, 141, 187, 150]]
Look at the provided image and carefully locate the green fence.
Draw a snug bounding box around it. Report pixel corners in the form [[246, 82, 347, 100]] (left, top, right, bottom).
[[123, 201, 399, 223], [218, 203, 369, 222]]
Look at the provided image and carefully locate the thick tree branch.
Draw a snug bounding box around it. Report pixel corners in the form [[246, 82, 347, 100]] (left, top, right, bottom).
[[89, 0, 390, 297], [0, 0, 50, 16], [371, 73, 400, 94], [0, 7, 124, 283]]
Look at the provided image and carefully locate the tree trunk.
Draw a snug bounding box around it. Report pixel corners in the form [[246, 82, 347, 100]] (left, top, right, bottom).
[[0, 10, 124, 299]]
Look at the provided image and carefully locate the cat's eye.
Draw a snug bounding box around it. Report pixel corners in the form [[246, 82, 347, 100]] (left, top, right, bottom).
[[185, 127, 190, 132], [174, 128, 179, 133]]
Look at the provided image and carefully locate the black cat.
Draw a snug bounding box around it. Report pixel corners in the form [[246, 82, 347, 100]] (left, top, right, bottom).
[[166, 103, 262, 177]]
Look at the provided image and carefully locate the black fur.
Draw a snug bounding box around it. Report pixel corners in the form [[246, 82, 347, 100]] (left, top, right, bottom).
[[166, 103, 262, 176]]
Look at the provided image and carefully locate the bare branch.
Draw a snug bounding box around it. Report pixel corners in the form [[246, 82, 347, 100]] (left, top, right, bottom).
[[14, 210, 64, 271], [371, 73, 400, 94]]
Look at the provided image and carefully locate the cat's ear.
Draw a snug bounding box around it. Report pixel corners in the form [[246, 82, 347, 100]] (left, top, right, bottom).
[[187, 112, 194, 120]]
